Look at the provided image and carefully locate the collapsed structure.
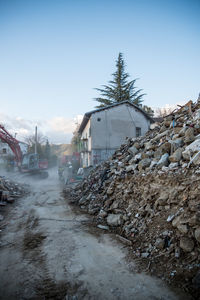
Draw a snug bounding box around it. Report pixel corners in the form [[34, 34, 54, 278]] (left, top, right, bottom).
[[65, 100, 200, 297], [0, 176, 29, 222]]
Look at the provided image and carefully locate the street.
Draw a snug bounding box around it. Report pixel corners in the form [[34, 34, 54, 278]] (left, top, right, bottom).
[[0, 170, 188, 300]]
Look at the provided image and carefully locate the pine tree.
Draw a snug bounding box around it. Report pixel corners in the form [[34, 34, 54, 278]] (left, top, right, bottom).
[[142, 105, 154, 117], [44, 139, 51, 160], [94, 53, 145, 108]]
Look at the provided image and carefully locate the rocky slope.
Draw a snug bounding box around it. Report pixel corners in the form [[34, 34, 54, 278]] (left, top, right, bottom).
[[65, 100, 200, 298]]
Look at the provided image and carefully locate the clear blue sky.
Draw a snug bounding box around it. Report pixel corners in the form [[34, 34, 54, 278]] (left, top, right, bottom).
[[0, 0, 199, 121]]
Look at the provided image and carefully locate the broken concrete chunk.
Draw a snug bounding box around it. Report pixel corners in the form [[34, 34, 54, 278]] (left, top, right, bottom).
[[97, 224, 109, 230], [138, 158, 151, 171], [188, 213, 200, 226], [133, 153, 142, 162], [159, 142, 171, 154], [194, 227, 200, 243], [190, 151, 200, 166], [169, 148, 182, 162], [106, 214, 123, 226], [184, 127, 195, 143], [155, 238, 164, 249], [180, 237, 194, 252], [145, 141, 154, 151], [107, 188, 114, 195], [156, 192, 169, 206], [126, 165, 135, 172], [116, 234, 132, 246], [79, 197, 87, 205], [177, 224, 188, 234], [149, 160, 158, 169], [152, 130, 169, 142], [128, 146, 138, 156], [169, 162, 179, 169], [141, 252, 149, 258], [98, 209, 108, 218], [182, 139, 200, 160], [157, 153, 169, 168]]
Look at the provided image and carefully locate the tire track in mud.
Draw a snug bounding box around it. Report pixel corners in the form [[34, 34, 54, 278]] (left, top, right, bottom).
[[21, 208, 88, 300]]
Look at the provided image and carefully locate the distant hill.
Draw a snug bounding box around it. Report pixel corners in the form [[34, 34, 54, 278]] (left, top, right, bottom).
[[51, 144, 73, 157]]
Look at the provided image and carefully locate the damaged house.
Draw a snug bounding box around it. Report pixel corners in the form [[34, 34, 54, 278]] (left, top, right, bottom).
[[78, 101, 153, 167]]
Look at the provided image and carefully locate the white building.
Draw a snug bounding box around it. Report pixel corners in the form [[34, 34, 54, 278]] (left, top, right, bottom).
[[78, 101, 153, 167], [0, 140, 28, 166]]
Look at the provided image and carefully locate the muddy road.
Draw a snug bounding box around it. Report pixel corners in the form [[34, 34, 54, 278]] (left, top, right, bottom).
[[0, 171, 189, 300]]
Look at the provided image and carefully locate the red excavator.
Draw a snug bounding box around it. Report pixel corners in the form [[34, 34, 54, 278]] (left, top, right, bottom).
[[0, 124, 48, 178]]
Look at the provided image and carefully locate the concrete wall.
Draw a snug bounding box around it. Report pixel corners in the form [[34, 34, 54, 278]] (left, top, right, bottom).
[[81, 119, 91, 151], [0, 142, 13, 156], [91, 103, 150, 150], [80, 119, 91, 167], [0, 142, 14, 167], [92, 149, 116, 165], [80, 103, 150, 166]]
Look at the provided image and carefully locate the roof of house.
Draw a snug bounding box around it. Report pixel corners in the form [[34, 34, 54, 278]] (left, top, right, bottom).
[[78, 100, 154, 134]]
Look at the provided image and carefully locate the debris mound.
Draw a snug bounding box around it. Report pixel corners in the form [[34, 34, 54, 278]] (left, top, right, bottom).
[[65, 100, 200, 298], [0, 175, 29, 221]]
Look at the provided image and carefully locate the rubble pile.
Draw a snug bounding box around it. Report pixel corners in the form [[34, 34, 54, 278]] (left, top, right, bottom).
[[65, 100, 200, 297], [0, 175, 29, 221]]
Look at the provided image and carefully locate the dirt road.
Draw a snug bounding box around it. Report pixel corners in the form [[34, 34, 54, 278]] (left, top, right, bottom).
[[0, 171, 189, 300]]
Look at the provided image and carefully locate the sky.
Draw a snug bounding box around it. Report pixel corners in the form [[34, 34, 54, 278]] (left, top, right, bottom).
[[0, 0, 199, 143]]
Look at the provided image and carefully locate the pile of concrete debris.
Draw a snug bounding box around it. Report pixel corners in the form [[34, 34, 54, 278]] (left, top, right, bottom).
[[0, 175, 29, 221], [65, 100, 200, 297]]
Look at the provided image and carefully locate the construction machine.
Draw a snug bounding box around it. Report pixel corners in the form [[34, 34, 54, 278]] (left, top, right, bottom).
[[0, 124, 48, 178]]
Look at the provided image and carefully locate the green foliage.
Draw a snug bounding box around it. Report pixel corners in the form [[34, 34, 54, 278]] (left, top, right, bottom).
[[71, 124, 81, 152], [94, 53, 145, 108], [142, 105, 154, 117], [71, 134, 81, 152]]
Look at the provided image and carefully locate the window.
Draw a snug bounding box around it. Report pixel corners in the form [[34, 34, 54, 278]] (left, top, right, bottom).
[[97, 118, 101, 122], [89, 127, 91, 137], [136, 127, 141, 137], [2, 148, 7, 154]]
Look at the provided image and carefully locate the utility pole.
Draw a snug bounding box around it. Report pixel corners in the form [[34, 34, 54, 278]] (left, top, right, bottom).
[[35, 126, 37, 154]]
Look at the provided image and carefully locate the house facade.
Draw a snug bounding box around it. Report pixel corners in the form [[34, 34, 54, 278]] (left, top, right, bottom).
[[78, 101, 153, 167], [0, 140, 28, 167]]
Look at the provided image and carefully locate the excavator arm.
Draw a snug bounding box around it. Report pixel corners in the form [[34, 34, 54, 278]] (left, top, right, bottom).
[[0, 125, 22, 166]]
